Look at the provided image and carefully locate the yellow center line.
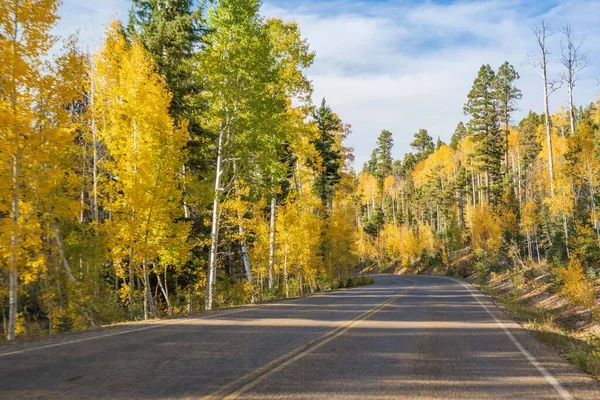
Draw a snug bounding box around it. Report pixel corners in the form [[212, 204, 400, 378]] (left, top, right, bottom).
[[202, 281, 415, 400]]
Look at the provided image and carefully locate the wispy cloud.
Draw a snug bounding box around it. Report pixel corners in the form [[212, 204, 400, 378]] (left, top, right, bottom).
[[264, 0, 600, 166], [55, 0, 600, 166]]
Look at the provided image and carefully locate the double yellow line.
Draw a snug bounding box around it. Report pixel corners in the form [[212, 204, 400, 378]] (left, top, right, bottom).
[[202, 282, 414, 399]]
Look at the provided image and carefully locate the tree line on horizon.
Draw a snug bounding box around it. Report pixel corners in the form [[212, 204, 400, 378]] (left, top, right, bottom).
[[358, 21, 600, 312]]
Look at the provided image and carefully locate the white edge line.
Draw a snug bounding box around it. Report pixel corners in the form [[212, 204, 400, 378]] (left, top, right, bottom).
[[451, 277, 572, 400], [0, 306, 268, 358]]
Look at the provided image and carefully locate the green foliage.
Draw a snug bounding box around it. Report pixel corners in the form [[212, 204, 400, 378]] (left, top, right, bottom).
[[464, 64, 504, 205], [410, 129, 435, 162], [55, 315, 74, 333], [450, 122, 468, 149], [311, 99, 344, 208]]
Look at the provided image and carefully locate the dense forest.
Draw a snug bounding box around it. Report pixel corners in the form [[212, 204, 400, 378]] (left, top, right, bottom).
[[0, 0, 359, 341], [1, 0, 599, 343]]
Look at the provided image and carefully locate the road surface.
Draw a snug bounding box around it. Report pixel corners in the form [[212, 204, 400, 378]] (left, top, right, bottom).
[[1, 275, 599, 399]]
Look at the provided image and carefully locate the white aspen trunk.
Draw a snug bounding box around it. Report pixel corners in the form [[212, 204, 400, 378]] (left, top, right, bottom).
[[8, 140, 19, 341], [142, 258, 156, 319], [239, 225, 252, 283], [206, 125, 224, 310], [182, 165, 190, 219], [562, 213, 569, 257], [484, 169, 490, 204], [7, 14, 19, 340], [391, 196, 397, 226], [90, 53, 99, 222], [143, 259, 148, 320], [295, 163, 302, 193], [79, 150, 85, 223], [400, 185, 405, 220], [52, 224, 77, 285], [568, 75, 575, 137], [588, 162, 599, 238], [156, 269, 173, 316], [284, 241, 289, 298], [517, 149, 523, 207], [471, 172, 476, 206], [129, 247, 135, 319], [371, 188, 375, 211], [542, 52, 555, 197], [268, 195, 276, 290], [535, 232, 541, 265]]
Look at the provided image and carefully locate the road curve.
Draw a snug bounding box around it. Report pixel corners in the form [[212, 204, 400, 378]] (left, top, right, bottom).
[[1, 275, 599, 399]]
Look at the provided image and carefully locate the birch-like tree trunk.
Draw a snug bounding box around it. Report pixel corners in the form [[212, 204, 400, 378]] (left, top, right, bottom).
[[7, 14, 20, 341], [560, 24, 588, 138], [206, 125, 224, 310], [268, 194, 276, 290], [532, 21, 556, 197], [156, 269, 173, 316], [239, 225, 252, 283], [90, 52, 99, 222], [283, 241, 289, 298]]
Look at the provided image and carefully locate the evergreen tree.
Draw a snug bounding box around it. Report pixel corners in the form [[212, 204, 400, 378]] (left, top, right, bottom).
[[494, 61, 522, 165], [436, 136, 444, 150], [365, 148, 379, 177], [464, 64, 502, 205], [312, 98, 344, 209], [410, 129, 435, 162], [375, 129, 394, 183], [128, 0, 204, 122], [450, 122, 468, 149]]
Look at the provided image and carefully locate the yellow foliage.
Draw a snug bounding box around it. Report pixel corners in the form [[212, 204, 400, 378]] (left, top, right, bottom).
[[94, 22, 190, 272], [413, 144, 455, 189], [357, 172, 380, 208], [469, 204, 502, 255], [324, 190, 358, 279], [560, 259, 596, 309], [275, 191, 324, 287]]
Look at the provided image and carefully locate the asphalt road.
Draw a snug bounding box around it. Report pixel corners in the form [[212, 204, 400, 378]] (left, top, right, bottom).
[[1, 274, 600, 399]]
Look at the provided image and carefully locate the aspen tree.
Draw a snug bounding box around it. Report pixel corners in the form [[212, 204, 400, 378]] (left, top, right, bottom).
[[0, 0, 60, 340], [94, 22, 188, 319]]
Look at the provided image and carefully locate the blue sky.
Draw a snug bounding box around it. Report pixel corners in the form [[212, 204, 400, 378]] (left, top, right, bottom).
[[55, 0, 600, 168]]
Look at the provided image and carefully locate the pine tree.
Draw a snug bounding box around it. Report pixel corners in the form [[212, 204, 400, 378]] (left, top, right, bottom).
[[128, 0, 207, 232], [312, 98, 344, 210], [494, 61, 521, 165], [375, 130, 394, 183], [450, 122, 468, 149], [410, 129, 435, 162], [128, 0, 204, 122], [464, 64, 502, 205]]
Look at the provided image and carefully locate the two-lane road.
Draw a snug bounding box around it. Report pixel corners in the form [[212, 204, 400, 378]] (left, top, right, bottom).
[[1, 275, 599, 399]]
